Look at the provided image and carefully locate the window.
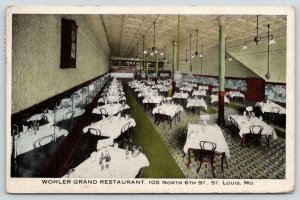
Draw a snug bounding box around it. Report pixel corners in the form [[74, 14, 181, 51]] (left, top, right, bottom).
[[60, 18, 78, 68]]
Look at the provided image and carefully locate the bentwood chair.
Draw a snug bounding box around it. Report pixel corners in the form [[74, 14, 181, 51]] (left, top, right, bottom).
[[118, 105, 126, 117], [88, 128, 102, 136], [196, 141, 217, 178], [33, 134, 55, 149], [270, 107, 281, 124], [119, 96, 126, 104], [249, 125, 263, 147], [121, 122, 132, 141], [99, 108, 108, 119]]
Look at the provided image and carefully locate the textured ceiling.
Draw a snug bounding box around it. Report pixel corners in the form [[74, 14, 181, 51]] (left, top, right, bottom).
[[98, 14, 286, 61]]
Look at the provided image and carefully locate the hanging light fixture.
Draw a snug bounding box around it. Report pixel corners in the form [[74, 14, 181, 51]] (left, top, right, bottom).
[[254, 15, 261, 45], [268, 25, 276, 44], [242, 16, 277, 50], [189, 33, 192, 70], [195, 30, 199, 56], [162, 46, 166, 61], [185, 49, 188, 63], [265, 24, 272, 79], [152, 21, 157, 53]]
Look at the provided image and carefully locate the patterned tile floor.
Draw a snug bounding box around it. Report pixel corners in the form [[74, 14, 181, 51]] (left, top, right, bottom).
[[142, 103, 286, 179]]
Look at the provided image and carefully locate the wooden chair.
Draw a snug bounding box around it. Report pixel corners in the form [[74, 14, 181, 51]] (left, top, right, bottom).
[[249, 125, 263, 146], [33, 134, 55, 149], [121, 122, 132, 141], [196, 141, 217, 178], [228, 116, 238, 136], [270, 107, 281, 124], [99, 108, 108, 117], [88, 128, 102, 136]]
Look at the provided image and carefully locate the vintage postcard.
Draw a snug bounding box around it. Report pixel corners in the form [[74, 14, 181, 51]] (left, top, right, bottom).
[[6, 5, 295, 193]]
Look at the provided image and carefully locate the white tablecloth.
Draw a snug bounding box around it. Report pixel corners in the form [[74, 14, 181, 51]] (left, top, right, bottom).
[[15, 124, 68, 156], [179, 86, 193, 92], [64, 146, 149, 178], [255, 101, 286, 114], [28, 108, 85, 124], [173, 92, 189, 99], [152, 104, 183, 118], [199, 85, 209, 90], [186, 98, 207, 110], [211, 94, 229, 103], [98, 95, 126, 104], [83, 116, 136, 140], [92, 104, 130, 116], [183, 124, 230, 158], [226, 91, 245, 99], [142, 95, 163, 104], [228, 115, 277, 139], [192, 90, 206, 96]]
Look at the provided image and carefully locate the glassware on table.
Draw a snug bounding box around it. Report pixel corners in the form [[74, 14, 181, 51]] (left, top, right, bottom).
[[66, 168, 75, 178]]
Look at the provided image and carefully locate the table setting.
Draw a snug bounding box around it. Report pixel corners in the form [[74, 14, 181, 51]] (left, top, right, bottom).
[[83, 114, 136, 140], [64, 145, 149, 178]]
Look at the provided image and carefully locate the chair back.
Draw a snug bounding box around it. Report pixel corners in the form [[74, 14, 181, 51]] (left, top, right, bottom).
[[119, 104, 125, 111], [103, 97, 109, 104], [121, 122, 131, 134], [88, 128, 101, 136], [34, 134, 55, 148], [249, 125, 263, 135], [199, 141, 217, 159], [99, 108, 108, 116], [271, 107, 280, 114]]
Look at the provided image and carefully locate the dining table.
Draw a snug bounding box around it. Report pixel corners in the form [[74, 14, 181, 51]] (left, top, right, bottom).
[[183, 123, 230, 170], [255, 101, 286, 114], [83, 115, 136, 140], [210, 94, 230, 104], [92, 103, 130, 116], [63, 146, 149, 178], [228, 114, 277, 147], [27, 107, 85, 124], [152, 103, 183, 127], [14, 124, 68, 156], [186, 98, 208, 110], [98, 95, 126, 104]]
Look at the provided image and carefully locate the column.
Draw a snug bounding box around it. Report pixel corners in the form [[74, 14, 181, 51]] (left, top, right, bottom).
[[155, 53, 159, 80], [172, 41, 177, 95], [176, 15, 180, 71], [217, 16, 226, 126], [146, 56, 149, 79]]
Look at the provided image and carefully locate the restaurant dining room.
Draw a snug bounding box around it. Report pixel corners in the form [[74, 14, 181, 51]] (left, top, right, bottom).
[[10, 13, 287, 179]]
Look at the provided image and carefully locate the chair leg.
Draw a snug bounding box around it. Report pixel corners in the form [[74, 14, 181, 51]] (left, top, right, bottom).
[[211, 159, 215, 178], [197, 158, 203, 173]]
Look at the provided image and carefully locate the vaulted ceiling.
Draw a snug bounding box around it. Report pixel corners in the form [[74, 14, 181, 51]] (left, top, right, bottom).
[[97, 14, 286, 61]]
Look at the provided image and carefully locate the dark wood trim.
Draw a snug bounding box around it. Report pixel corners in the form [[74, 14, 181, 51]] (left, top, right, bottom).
[[265, 82, 286, 86]]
